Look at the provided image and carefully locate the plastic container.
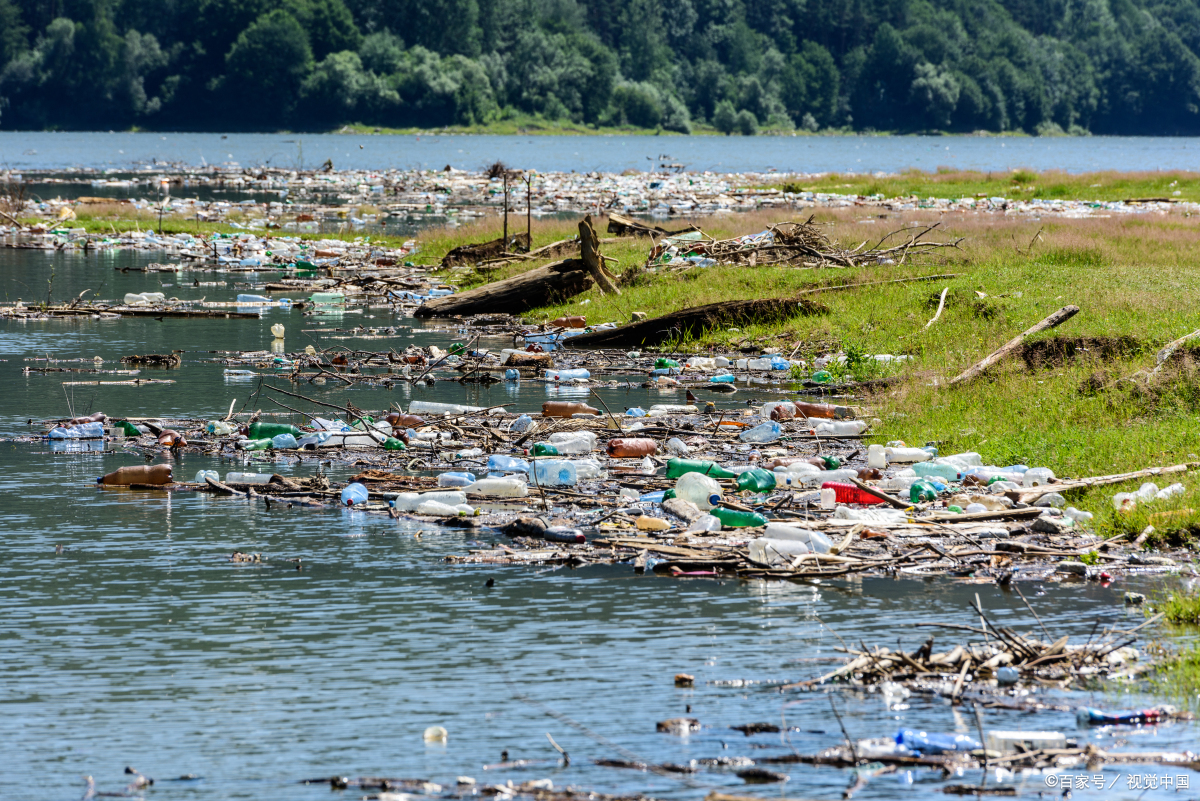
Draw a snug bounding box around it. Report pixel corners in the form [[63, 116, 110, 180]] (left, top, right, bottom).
[[913, 462, 962, 482], [606, 438, 658, 458], [409, 401, 486, 415], [711, 508, 769, 528], [416, 500, 471, 517], [807, 419, 864, 436], [822, 481, 886, 506], [206, 420, 235, 435], [236, 294, 271, 304], [49, 421, 105, 439], [709, 374, 736, 383], [910, 480, 938, 503], [194, 470, 219, 484], [271, 323, 285, 338], [271, 432, 298, 449], [239, 438, 272, 451], [249, 422, 303, 439], [764, 522, 831, 553], [123, 291, 166, 305], [464, 478, 529, 497], [887, 446, 933, 463], [510, 414, 533, 433], [571, 459, 603, 479], [625, 407, 647, 416], [674, 473, 723, 510], [795, 401, 850, 419], [748, 538, 809, 566], [736, 468, 777, 493], [1023, 467, 1056, 487], [665, 437, 689, 456], [487, 454, 529, 473], [548, 431, 597, 453], [504, 369, 520, 381], [685, 514, 722, 533], [438, 471, 477, 487], [648, 404, 697, 414], [895, 729, 980, 755], [224, 472, 272, 484], [545, 368, 590, 381], [739, 421, 781, 443], [532, 460, 578, 487], [667, 458, 737, 480], [97, 465, 173, 485], [542, 401, 601, 418], [390, 491, 468, 511], [340, 483, 369, 506], [832, 506, 908, 523], [762, 401, 796, 421]]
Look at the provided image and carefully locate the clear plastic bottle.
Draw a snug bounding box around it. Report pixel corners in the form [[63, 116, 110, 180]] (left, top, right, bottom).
[[763, 522, 832, 553], [748, 538, 809, 565], [340, 483, 369, 506], [761, 401, 796, 421], [409, 400, 486, 415], [532, 460, 578, 486], [739, 421, 782, 443], [194, 469, 219, 483], [714, 356, 730, 368], [225, 472, 272, 484], [464, 478, 529, 497], [487, 454, 529, 473], [438, 471, 477, 487], [549, 431, 597, 453], [511, 414, 533, 433], [913, 462, 961, 481], [886, 446, 933, 463], [1023, 467, 1056, 487], [1157, 482, 1185, 500], [206, 420, 235, 435], [648, 404, 697, 414], [271, 432, 298, 449], [685, 514, 722, 533], [625, 407, 647, 417], [675, 472, 723, 510], [1064, 506, 1094, 522], [665, 437, 689, 456], [545, 368, 591, 381], [571, 459, 603, 479], [415, 499, 472, 517], [391, 491, 468, 511]]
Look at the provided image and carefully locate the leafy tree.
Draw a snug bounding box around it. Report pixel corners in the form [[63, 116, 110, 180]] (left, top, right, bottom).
[[224, 10, 313, 125], [712, 97, 736, 133], [734, 107, 757, 134]]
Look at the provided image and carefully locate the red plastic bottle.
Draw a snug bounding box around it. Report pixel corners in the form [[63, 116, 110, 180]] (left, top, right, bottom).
[[821, 481, 886, 505]]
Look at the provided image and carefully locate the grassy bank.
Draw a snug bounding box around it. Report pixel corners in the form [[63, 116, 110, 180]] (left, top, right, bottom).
[[767, 168, 1200, 204], [422, 208, 1200, 540]]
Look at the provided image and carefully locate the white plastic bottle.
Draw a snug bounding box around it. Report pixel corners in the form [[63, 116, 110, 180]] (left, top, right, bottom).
[[675, 472, 722, 510], [762, 522, 832, 553], [464, 477, 529, 497], [548, 431, 597, 453], [748, 538, 810, 566], [225, 472, 272, 484], [886, 446, 933, 463], [867, 444, 888, 469], [1023, 467, 1056, 487], [391, 491, 469, 511]]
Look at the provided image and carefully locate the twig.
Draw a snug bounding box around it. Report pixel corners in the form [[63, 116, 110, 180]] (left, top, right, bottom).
[[828, 696, 859, 766], [1011, 583, 1051, 642], [924, 286, 949, 329]]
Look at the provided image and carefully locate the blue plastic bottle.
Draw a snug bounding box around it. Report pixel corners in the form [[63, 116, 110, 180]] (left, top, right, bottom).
[[340, 483, 369, 506]]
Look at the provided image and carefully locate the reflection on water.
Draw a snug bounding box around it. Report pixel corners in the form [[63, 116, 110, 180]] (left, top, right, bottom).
[[1, 248, 1197, 801]]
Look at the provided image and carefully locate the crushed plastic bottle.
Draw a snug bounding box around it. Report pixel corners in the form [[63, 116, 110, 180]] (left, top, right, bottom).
[[340, 483, 369, 506], [739, 421, 782, 443], [438, 471, 477, 487], [487, 455, 529, 473]]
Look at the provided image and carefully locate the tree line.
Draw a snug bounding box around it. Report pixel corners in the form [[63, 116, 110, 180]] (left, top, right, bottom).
[[2, 0, 1199, 135]]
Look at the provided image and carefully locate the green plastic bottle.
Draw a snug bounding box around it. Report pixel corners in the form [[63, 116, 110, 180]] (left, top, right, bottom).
[[383, 437, 407, 451], [910, 480, 938, 503], [242, 438, 273, 451], [820, 455, 841, 470], [663, 488, 676, 500], [735, 468, 777, 493], [531, 442, 559, 457], [711, 507, 769, 528], [655, 357, 680, 369], [248, 422, 303, 439], [811, 370, 833, 383], [449, 342, 467, 356], [116, 420, 142, 437], [666, 458, 737, 480]]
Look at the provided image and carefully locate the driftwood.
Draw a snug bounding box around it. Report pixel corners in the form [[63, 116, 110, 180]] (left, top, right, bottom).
[[440, 232, 530, 268], [121, 352, 182, 367], [579, 215, 621, 295], [415, 260, 594, 317], [1012, 463, 1192, 505], [948, 305, 1080, 385], [607, 212, 699, 238], [563, 297, 827, 348], [1150, 327, 1200, 377]]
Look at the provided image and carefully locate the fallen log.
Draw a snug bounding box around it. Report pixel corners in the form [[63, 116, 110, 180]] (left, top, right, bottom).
[[414, 260, 593, 317], [948, 305, 1080, 385], [607, 212, 699, 238], [563, 297, 827, 348], [440, 232, 530, 268]]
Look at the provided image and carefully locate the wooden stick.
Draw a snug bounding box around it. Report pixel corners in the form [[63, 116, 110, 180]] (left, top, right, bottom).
[[949, 305, 1080, 385], [579, 214, 621, 296], [796, 273, 961, 297], [925, 286, 949, 328], [1150, 327, 1200, 377], [848, 476, 912, 510]]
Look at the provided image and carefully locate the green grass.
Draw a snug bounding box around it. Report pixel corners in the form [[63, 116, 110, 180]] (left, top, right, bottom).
[[770, 168, 1200, 204], [1151, 641, 1200, 711], [1149, 587, 1200, 624]]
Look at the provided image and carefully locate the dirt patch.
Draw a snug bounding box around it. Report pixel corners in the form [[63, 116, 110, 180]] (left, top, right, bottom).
[[1020, 335, 1144, 369]]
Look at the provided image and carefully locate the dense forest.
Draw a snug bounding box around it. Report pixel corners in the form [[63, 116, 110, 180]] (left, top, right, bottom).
[[2, 0, 1200, 134]]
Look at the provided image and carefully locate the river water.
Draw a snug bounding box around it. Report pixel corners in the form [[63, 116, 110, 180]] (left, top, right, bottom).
[[2, 240, 1198, 799], [4, 131, 1200, 175]]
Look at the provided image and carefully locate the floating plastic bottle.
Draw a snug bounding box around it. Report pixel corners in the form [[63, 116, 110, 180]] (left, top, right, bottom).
[[736, 468, 777, 493], [666, 458, 737, 480], [225, 472, 272, 484], [896, 730, 980, 755], [665, 437, 689, 456], [249, 422, 303, 439], [810, 370, 833, 383], [765, 523, 831, 552], [49, 421, 105, 439], [391, 491, 468, 511], [206, 420, 235, 435], [193, 469, 219, 484], [648, 404, 697, 414], [674, 473, 723, 510], [606, 438, 657, 458], [542, 401, 600, 418], [762, 401, 796, 421], [296, 431, 332, 448], [240, 438, 272, 451], [410, 400, 486, 415], [685, 514, 722, 533], [464, 478, 529, 497], [625, 407, 647, 416], [571, 459, 603, 479], [655, 357, 680, 369], [532, 460, 578, 487], [438, 471, 476, 487], [545, 368, 590, 381], [341, 483, 369, 506], [550, 315, 587, 328], [822, 482, 886, 506], [548, 431, 597, 453], [739, 421, 781, 443], [236, 294, 271, 304], [637, 515, 670, 532], [709, 374, 736, 383], [544, 527, 586, 543], [531, 442, 560, 456], [487, 454, 530, 473], [504, 369, 520, 381], [711, 507, 769, 528], [510, 414, 533, 433], [416, 500, 473, 517], [271, 432, 298, 449], [97, 464, 173, 485], [116, 420, 144, 437]]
